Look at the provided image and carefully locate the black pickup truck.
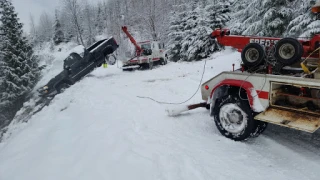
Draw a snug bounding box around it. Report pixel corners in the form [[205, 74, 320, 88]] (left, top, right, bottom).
[[38, 37, 119, 97]]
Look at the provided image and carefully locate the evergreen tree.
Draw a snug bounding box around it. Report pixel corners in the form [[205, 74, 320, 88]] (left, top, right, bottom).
[[262, 0, 293, 37], [95, 5, 104, 35], [168, 1, 230, 62], [53, 11, 65, 45], [286, 0, 319, 38], [206, 2, 231, 30], [83, 3, 95, 46], [167, 9, 186, 62], [229, 0, 294, 37], [0, 0, 41, 120]]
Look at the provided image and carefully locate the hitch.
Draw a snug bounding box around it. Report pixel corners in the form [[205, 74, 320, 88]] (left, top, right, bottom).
[[166, 102, 209, 117]]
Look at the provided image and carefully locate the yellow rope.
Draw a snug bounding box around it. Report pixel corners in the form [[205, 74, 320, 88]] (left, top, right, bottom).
[[301, 47, 320, 74]]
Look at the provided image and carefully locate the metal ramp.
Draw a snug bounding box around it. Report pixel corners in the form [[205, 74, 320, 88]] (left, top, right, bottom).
[[255, 107, 320, 133]]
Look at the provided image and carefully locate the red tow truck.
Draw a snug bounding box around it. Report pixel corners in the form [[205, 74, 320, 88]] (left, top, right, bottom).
[[175, 2, 320, 141], [121, 26, 168, 70]]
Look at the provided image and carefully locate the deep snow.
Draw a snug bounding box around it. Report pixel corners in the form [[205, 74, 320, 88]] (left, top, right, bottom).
[[1, 48, 320, 180]]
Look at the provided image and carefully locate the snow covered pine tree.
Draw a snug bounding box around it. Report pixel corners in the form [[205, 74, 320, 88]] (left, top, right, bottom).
[[168, 8, 186, 62], [53, 10, 65, 45], [168, 1, 230, 62], [0, 0, 41, 128], [287, 0, 320, 38], [229, 0, 293, 37]]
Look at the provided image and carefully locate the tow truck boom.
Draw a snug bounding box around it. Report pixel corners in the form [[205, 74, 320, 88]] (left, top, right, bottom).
[[121, 26, 142, 53]]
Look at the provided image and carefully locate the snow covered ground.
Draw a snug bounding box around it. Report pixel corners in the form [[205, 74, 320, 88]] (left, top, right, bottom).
[[1, 48, 320, 180]]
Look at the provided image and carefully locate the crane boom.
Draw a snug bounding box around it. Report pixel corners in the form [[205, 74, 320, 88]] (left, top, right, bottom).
[[121, 26, 142, 53]]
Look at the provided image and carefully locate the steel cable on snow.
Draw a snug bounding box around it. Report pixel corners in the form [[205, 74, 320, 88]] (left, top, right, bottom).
[[137, 59, 207, 105], [136, 30, 213, 105]]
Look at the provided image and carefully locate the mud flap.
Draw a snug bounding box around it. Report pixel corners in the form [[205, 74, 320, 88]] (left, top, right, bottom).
[[255, 107, 320, 133]]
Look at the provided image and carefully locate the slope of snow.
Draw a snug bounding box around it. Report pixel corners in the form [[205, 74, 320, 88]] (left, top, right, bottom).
[[1, 48, 320, 180]]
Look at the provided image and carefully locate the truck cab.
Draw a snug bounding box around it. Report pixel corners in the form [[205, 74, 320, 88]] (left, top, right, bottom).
[[138, 41, 164, 59], [123, 40, 168, 70]]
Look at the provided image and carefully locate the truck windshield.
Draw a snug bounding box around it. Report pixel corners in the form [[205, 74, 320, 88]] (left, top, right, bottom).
[[140, 44, 151, 49], [65, 53, 81, 64]]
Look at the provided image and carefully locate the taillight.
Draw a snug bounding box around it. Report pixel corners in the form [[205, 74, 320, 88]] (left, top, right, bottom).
[[205, 85, 209, 90]]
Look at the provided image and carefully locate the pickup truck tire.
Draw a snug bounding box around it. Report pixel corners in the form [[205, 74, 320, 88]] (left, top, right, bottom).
[[105, 54, 117, 65], [213, 95, 255, 141], [275, 38, 303, 65], [241, 43, 265, 68]]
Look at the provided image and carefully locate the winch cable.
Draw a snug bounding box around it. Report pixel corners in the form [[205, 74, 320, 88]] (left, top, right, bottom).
[[137, 59, 207, 105], [136, 32, 213, 105]]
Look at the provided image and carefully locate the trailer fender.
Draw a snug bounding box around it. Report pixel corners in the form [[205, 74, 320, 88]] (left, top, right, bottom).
[[210, 79, 265, 114]]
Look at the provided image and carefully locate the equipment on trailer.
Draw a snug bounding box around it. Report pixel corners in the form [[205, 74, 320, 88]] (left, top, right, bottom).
[[211, 29, 320, 71], [121, 26, 168, 70]]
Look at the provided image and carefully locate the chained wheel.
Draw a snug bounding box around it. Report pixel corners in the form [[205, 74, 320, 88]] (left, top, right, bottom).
[[213, 95, 255, 141]]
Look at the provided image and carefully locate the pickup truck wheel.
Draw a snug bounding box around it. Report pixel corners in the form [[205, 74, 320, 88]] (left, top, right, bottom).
[[213, 95, 255, 141], [275, 38, 303, 65], [241, 43, 265, 68], [105, 54, 117, 65]]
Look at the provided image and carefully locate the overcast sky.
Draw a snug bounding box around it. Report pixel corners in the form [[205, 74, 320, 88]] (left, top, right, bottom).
[[12, 0, 101, 33]]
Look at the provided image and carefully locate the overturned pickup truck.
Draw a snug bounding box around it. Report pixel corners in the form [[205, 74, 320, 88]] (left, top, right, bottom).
[[38, 37, 119, 97]]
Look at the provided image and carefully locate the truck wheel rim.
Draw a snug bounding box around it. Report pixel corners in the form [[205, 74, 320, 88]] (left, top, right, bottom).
[[219, 104, 247, 134], [245, 48, 259, 62], [279, 43, 295, 60]]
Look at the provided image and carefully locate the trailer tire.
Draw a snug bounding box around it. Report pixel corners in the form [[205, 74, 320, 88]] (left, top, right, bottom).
[[213, 95, 255, 141], [241, 43, 265, 68], [250, 120, 268, 138], [275, 38, 303, 65]]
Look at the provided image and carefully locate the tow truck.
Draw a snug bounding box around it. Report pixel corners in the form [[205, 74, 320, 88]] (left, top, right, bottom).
[[172, 2, 320, 141], [121, 26, 168, 70]]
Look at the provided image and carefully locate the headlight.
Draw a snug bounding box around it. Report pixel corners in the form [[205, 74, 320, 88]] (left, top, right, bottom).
[[43, 86, 48, 90]]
